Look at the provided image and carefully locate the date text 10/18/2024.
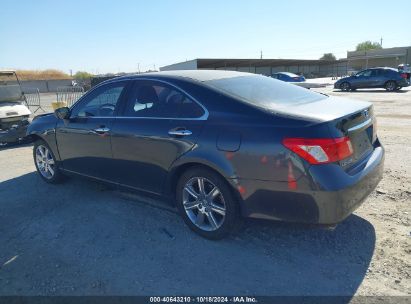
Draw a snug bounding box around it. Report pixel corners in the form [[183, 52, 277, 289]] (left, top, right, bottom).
[[149, 297, 257, 303]]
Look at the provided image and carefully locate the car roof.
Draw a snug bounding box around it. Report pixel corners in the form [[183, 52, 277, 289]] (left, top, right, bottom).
[[368, 67, 397, 71], [114, 70, 256, 83], [274, 72, 298, 76]]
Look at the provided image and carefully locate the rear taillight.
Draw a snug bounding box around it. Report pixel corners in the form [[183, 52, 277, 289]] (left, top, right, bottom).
[[283, 137, 353, 164], [400, 73, 408, 79]]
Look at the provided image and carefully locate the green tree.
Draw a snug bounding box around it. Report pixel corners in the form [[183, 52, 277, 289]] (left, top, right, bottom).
[[355, 41, 382, 51], [73, 71, 93, 80], [320, 53, 337, 61]]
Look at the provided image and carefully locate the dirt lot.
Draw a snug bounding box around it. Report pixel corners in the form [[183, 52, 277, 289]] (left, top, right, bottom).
[[0, 86, 410, 297]]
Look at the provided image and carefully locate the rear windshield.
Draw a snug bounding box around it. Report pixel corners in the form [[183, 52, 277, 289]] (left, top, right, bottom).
[[281, 72, 299, 77], [205, 75, 327, 109]]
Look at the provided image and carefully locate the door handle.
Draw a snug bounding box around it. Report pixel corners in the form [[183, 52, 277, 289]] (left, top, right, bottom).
[[168, 129, 192, 136], [92, 127, 110, 134]]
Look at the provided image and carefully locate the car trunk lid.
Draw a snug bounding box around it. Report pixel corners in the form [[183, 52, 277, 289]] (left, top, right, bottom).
[[328, 106, 375, 167], [275, 96, 375, 167]]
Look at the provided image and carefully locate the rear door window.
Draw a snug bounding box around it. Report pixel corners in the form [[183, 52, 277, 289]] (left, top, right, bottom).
[[123, 81, 205, 119]]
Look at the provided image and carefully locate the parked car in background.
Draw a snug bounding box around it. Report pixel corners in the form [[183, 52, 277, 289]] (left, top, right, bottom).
[[27, 70, 384, 239], [0, 70, 31, 145], [271, 72, 305, 82], [335, 67, 409, 92]]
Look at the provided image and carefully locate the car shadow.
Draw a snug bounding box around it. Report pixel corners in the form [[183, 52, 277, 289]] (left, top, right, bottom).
[[0, 172, 375, 299]]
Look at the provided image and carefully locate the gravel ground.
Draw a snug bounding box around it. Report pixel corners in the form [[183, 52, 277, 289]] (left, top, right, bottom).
[[0, 87, 410, 297]]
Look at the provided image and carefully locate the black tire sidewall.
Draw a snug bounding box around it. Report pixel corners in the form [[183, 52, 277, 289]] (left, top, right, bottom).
[[33, 139, 63, 184], [176, 167, 240, 240], [385, 81, 396, 91], [340, 82, 350, 91]]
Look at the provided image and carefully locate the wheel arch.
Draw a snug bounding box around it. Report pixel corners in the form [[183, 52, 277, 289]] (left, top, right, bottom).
[[165, 158, 242, 206], [26, 133, 43, 143], [26, 130, 61, 161], [384, 79, 397, 87]]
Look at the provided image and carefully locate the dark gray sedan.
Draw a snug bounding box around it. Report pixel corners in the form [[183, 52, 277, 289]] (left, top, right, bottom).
[[27, 70, 384, 239], [335, 67, 409, 91]]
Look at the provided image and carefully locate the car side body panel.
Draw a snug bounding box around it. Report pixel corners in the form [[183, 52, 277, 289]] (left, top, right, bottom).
[[27, 71, 385, 226]]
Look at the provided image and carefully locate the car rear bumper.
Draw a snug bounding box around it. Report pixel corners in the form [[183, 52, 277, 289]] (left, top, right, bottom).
[[0, 119, 30, 143], [399, 79, 410, 87], [238, 146, 384, 224]]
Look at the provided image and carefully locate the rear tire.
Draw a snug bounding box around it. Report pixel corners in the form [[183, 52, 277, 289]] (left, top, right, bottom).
[[33, 139, 65, 184], [385, 81, 397, 92], [176, 167, 241, 240], [340, 82, 351, 91]]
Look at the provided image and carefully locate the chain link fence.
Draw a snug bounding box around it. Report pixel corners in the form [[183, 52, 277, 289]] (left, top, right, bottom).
[[56, 86, 84, 107], [23, 88, 44, 113]]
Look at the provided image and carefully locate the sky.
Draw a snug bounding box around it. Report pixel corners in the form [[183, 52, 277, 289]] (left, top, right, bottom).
[[2, 0, 410, 74]]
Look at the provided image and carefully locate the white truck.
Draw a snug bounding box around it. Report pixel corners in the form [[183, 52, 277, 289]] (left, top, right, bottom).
[[0, 71, 31, 145]]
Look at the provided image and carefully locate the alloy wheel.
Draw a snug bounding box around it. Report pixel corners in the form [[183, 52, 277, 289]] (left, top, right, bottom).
[[341, 82, 350, 91], [386, 81, 396, 91], [182, 177, 226, 231], [35, 145, 55, 179]]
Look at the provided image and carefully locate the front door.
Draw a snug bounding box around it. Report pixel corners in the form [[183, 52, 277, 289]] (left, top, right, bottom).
[[352, 69, 373, 88], [110, 80, 207, 194], [56, 81, 129, 180]]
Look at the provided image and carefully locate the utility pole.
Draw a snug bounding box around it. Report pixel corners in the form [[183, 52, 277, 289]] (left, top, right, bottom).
[[260, 50, 263, 59], [380, 37, 383, 48]]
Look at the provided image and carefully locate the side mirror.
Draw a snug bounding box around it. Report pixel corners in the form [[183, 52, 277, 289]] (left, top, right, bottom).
[[54, 107, 71, 120]]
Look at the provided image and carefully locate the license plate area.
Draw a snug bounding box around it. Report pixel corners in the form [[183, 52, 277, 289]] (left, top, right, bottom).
[[350, 126, 373, 160]]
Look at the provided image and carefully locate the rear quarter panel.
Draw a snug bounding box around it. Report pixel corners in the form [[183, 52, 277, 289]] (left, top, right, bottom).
[[172, 110, 332, 184]]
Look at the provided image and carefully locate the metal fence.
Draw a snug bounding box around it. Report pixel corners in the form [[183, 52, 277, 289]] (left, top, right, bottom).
[[23, 88, 45, 113], [56, 86, 84, 107]]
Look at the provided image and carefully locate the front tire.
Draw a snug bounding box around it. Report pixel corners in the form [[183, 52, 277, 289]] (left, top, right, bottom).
[[33, 139, 65, 184], [340, 82, 351, 91], [385, 81, 397, 92], [176, 167, 241, 240]]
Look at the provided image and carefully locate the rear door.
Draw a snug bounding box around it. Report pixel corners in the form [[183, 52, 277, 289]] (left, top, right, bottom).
[[368, 69, 383, 87], [110, 79, 207, 194], [56, 81, 129, 179]]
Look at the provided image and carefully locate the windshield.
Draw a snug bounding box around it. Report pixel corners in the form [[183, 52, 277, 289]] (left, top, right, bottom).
[[205, 74, 326, 109], [0, 72, 23, 102]]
